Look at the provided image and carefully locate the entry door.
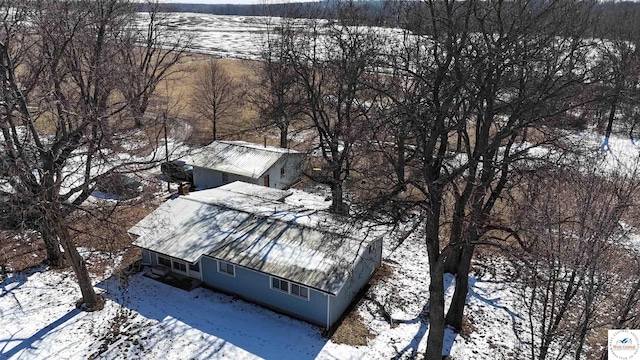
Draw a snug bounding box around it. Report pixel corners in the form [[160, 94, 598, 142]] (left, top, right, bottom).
[[264, 174, 270, 187]]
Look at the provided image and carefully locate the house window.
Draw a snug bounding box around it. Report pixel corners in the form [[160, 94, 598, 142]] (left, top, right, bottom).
[[280, 167, 285, 178], [158, 256, 171, 267], [172, 260, 186, 272], [291, 283, 309, 300], [189, 262, 200, 272], [271, 277, 309, 300], [368, 243, 375, 253], [218, 261, 235, 276], [271, 277, 289, 293], [222, 172, 229, 183]]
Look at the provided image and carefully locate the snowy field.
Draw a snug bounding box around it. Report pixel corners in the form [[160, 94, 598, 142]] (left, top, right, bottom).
[[135, 13, 280, 58]]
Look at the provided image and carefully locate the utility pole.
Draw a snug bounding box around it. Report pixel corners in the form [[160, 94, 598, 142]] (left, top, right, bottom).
[[163, 111, 170, 192]]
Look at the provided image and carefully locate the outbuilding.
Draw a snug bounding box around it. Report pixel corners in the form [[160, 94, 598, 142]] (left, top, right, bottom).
[[190, 140, 304, 190], [129, 182, 383, 330]]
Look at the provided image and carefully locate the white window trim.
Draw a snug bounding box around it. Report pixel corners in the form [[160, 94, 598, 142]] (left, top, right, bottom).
[[290, 283, 310, 300], [171, 259, 187, 274], [271, 277, 289, 293], [157, 254, 171, 268], [218, 260, 235, 277], [270, 276, 309, 301]]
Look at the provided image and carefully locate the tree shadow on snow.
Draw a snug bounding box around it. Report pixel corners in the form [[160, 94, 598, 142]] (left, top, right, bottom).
[[0, 309, 81, 359], [95, 274, 328, 360], [393, 274, 455, 359], [464, 276, 525, 344]]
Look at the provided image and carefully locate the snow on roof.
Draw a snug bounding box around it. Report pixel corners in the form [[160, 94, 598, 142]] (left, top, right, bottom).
[[190, 141, 303, 179], [129, 185, 380, 295], [218, 181, 292, 202]]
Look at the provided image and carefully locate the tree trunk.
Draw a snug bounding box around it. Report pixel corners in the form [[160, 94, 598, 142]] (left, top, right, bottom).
[[330, 179, 348, 215], [57, 225, 103, 311], [212, 117, 217, 141], [602, 99, 617, 150], [279, 123, 288, 148], [425, 197, 446, 360], [443, 246, 462, 275], [131, 97, 144, 127], [41, 227, 64, 267], [329, 165, 348, 214], [445, 244, 474, 331]]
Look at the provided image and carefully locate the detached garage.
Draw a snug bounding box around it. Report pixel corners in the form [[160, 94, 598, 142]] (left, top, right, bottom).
[[129, 182, 383, 330], [190, 141, 304, 190]]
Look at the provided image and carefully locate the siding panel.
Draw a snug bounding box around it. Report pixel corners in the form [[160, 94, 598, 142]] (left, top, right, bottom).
[[329, 237, 383, 326], [201, 256, 328, 326]]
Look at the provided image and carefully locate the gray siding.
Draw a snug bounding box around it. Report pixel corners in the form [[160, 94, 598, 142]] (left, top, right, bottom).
[[142, 250, 152, 265], [329, 237, 383, 326], [193, 166, 258, 189], [267, 154, 305, 190], [201, 256, 328, 327]]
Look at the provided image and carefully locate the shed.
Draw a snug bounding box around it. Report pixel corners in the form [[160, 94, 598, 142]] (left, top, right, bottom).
[[129, 182, 383, 330], [190, 140, 304, 190]]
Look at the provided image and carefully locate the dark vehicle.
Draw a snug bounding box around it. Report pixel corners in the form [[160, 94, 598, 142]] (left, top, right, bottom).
[[161, 160, 193, 184], [94, 174, 143, 200]]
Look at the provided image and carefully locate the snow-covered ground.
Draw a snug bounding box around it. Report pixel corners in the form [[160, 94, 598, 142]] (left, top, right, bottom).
[[0, 227, 525, 360]]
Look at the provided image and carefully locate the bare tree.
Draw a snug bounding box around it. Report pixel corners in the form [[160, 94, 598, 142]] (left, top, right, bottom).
[[354, 0, 597, 357], [252, 17, 304, 149], [509, 156, 640, 360], [0, 0, 178, 310], [285, 4, 382, 214], [117, 1, 191, 127], [190, 59, 243, 142]]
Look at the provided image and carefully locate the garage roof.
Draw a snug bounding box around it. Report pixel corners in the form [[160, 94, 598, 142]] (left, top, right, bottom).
[[190, 141, 303, 179]]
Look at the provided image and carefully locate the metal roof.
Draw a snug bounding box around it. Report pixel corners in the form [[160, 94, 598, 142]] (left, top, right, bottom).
[[190, 141, 303, 179], [218, 181, 292, 202], [129, 185, 381, 295]]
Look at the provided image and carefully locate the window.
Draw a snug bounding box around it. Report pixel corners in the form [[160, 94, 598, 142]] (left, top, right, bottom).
[[172, 260, 186, 272], [271, 277, 289, 293], [218, 261, 235, 276], [368, 243, 375, 254], [291, 284, 309, 300], [280, 167, 285, 178], [271, 277, 309, 300], [189, 262, 200, 272], [222, 172, 229, 183], [158, 256, 171, 267]]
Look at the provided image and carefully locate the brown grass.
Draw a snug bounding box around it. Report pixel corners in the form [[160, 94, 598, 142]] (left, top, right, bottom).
[[330, 312, 375, 346], [0, 230, 47, 273], [155, 54, 263, 145]]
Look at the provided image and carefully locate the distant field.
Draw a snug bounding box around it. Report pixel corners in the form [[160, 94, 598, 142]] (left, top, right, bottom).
[[154, 53, 265, 146]]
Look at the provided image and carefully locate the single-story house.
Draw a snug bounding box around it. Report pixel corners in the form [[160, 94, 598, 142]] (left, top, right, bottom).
[[129, 182, 383, 330], [190, 140, 305, 190]]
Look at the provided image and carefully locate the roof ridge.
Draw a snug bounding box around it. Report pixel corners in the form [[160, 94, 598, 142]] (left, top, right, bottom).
[[182, 191, 363, 242], [217, 140, 301, 154]]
